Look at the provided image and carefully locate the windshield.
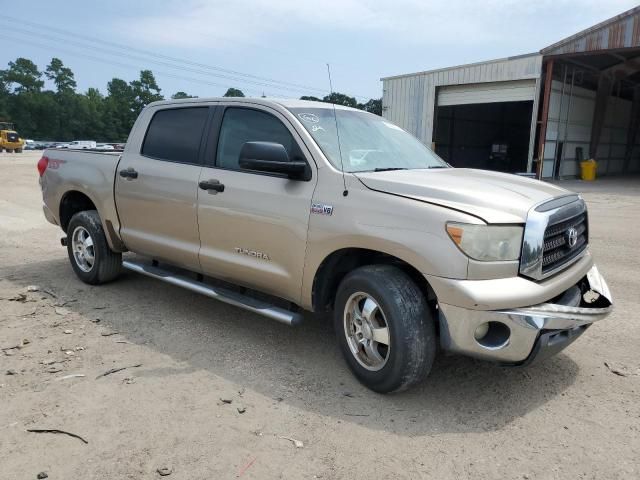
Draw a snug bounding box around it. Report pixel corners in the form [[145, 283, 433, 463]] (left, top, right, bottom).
[[289, 107, 448, 173]]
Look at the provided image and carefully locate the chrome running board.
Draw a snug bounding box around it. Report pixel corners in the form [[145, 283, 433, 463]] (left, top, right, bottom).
[[122, 260, 302, 326]]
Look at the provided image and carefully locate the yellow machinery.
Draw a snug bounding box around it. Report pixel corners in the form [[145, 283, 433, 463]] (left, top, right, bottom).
[[0, 122, 25, 153]]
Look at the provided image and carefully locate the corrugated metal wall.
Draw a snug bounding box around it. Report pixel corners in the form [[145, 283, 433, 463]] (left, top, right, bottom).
[[599, 95, 640, 174], [543, 80, 640, 178], [382, 54, 543, 147], [541, 7, 640, 55]]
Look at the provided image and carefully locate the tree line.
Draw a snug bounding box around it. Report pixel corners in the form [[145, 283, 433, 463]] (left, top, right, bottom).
[[0, 57, 382, 142]]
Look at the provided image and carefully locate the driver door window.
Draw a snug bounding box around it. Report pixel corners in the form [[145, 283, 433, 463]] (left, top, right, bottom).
[[216, 107, 301, 171]]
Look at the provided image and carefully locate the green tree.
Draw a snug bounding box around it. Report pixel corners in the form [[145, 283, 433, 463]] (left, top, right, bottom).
[[357, 98, 382, 116], [57, 93, 85, 140], [171, 91, 196, 99], [1, 58, 44, 93], [129, 70, 163, 117], [300, 93, 382, 116], [0, 68, 9, 121], [300, 95, 322, 101], [103, 78, 136, 141], [0, 72, 7, 94], [322, 92, 357, 108], [7, 90, 58, 139], [68, 87, 106, 140], [223, 87, 245, 97], [45, 58, 77, 93]]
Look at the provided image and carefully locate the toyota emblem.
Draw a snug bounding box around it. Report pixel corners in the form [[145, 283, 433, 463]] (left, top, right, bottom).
[[566, 227, 578, 248]]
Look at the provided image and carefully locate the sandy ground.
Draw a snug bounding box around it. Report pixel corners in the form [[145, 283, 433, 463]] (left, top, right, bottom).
[[1, 151, 639, 479]]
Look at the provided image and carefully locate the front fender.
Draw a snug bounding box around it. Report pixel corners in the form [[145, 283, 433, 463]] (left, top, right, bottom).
[[300, 182, 476, 310]]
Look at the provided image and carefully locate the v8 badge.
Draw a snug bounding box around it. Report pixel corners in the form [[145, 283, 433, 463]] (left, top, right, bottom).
[[311, 203, 333, 216]]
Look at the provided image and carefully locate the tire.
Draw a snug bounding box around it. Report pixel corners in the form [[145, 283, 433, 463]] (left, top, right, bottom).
[[334, 265, 436, 393], [6, 149, 13, 153], [15, 148, 22, 153], [66, 210, 122, 285]]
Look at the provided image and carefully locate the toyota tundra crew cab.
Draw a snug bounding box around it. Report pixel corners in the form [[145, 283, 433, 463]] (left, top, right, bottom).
[[38, 98, 613, 393]]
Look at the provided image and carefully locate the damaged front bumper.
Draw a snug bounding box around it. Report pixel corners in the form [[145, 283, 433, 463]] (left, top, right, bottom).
[[437, 265, 613, 364]]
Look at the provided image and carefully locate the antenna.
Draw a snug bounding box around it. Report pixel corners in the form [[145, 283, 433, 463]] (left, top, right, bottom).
[[326, 63, 348, 197]]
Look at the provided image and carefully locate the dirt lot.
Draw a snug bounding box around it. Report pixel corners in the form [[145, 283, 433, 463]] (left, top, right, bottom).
[[1, 151, 638, 479]]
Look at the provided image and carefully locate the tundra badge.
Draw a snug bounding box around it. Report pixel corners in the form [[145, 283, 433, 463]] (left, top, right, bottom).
[[234, 247, 271, 261]]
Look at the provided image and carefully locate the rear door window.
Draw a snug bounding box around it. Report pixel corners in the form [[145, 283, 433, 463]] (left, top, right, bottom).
[[142, 107, 209, 164], [216, 107, 301, 171]]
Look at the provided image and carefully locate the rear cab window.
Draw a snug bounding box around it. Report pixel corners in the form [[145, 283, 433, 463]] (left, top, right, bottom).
[[142, 107, 209, 164]]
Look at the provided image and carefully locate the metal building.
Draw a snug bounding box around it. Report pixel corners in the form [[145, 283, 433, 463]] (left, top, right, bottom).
[[382, 6, 640, 179]]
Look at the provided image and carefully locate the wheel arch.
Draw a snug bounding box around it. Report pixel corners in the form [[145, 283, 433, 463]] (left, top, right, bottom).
[[311, 247, 436, 314], [59, 190, 98, 231], [58, 189, 125, 251]]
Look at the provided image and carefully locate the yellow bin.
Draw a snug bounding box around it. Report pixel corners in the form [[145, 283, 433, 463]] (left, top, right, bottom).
[[580, 159, 597, 181]]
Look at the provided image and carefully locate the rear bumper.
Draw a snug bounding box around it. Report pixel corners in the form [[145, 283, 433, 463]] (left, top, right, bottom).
[[437, 265, 613, 363]]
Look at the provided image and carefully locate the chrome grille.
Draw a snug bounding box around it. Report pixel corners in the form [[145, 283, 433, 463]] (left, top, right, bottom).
[[520, 195, 589, 280], [542, 212, 588, 273]]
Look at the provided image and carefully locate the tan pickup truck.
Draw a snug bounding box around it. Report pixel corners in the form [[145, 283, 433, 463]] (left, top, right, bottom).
[[38, 98, 613, 393]]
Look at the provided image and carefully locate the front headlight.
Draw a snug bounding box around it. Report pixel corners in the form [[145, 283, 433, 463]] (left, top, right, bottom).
[[446, 222, 523, 261]]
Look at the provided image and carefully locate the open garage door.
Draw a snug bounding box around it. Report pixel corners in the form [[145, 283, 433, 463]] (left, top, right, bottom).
[[434, 80, 537, 173], [438, 80, 537, 106], [538, 54, 640, 179], [536, 7, 640, 180]]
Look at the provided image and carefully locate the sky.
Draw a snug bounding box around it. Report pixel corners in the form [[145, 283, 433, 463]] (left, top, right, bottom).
[[1, 0, 638, 101]]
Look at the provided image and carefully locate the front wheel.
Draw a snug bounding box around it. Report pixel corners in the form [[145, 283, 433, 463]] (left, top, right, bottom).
[[15, 148, 22, 153], [334, 265, 436, 393], [67, 210, 122, 284]]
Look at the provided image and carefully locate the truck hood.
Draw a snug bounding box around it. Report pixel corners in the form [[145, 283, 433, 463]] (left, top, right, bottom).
[[354, 168, 570, 223]]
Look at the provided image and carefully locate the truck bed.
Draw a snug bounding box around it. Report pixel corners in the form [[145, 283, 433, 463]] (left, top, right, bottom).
[[40, 148, 124, 250]]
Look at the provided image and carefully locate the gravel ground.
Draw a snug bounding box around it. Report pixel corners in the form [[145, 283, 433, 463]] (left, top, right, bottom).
[[1, 151, 638, 479]]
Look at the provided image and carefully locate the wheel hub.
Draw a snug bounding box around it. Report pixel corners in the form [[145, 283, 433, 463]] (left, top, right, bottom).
[[343, 292, 391, 371], [71, 226, 95, 273]]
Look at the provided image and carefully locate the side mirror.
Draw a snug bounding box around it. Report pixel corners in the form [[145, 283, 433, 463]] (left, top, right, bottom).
[[239, 141, 308, 180]]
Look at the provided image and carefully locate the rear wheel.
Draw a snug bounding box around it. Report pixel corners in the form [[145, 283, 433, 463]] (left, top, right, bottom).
[[5, 149, 13, 153], [334, 265, 436, 393], [15, 148, 22, 153], [66, 210, 121, 284]]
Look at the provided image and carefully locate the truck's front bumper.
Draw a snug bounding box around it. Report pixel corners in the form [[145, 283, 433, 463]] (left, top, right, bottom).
[[437, 265, 613, 364]]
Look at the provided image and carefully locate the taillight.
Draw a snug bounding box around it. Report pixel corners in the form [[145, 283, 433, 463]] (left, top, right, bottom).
[[37, 156, 49, 176]]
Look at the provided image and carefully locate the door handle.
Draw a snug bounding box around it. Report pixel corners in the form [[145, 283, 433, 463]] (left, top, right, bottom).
[[199, 179, 225, 193], [119, 167, 138, 179]]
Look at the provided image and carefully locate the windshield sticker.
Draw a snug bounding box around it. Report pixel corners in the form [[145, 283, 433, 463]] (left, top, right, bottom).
[[382, 121, 403, 131], [298, 113, 320, 123], [311, 125, 325, 132]]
